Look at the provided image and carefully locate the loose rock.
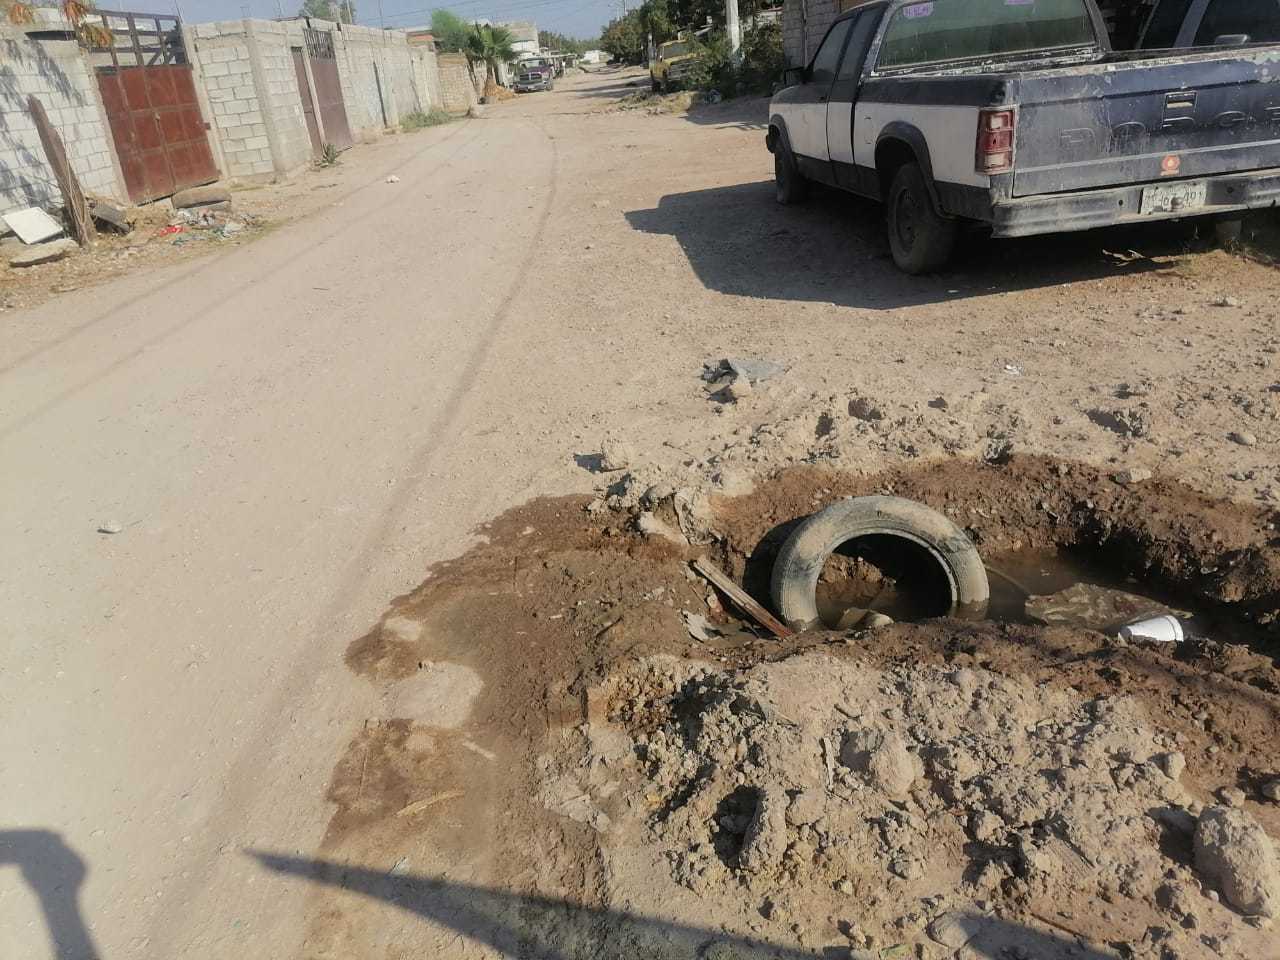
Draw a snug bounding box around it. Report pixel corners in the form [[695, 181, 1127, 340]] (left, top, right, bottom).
[[1194, 805, 1280, 917], [599, 437, 633, 472], [1229, 431, 1258, 447]]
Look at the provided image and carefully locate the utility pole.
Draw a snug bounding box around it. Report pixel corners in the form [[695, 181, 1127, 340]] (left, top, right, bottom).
[[725, 0, 741, 61]]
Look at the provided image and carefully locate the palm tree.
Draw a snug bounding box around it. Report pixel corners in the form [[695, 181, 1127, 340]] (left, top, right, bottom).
[[465, 23, 516, 88], [5, 0, 110, 46]]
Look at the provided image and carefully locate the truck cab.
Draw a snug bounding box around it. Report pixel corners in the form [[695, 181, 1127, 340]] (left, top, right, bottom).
[[650, 39, 700, 93]]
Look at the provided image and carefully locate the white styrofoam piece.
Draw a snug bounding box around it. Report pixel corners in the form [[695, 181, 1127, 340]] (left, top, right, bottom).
[[2, 207, 64, 245]]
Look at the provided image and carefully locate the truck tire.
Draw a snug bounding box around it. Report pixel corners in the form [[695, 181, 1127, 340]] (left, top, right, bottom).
[[774, 140, 809, 205], [770, 496, 989, 631], [887, 163, 958, 274]]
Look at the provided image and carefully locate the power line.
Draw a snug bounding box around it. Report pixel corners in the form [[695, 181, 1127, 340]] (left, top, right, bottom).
[[373, 0, 606, 23]]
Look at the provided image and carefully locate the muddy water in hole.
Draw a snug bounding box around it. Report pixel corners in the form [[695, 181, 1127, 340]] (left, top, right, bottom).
[[816, 541, 1260, 646]]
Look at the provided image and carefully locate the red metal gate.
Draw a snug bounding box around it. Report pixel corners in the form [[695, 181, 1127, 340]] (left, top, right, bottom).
[[303, 26, 353, 151], [91, 12, 219, 204]]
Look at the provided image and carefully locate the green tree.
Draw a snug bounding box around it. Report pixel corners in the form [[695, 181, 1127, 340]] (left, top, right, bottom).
[[599, 10, 645, 63], [538, 29, 595, 55], [298, 0, 354, 23], [430, 9, 472, 52], [465, 22, 516, 86]]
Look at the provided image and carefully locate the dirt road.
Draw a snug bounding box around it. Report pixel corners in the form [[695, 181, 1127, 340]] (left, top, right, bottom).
[[3, 67, 1278, 959]]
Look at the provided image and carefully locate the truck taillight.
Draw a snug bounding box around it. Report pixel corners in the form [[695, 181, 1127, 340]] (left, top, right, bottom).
[[976, 109, 1016, 175]]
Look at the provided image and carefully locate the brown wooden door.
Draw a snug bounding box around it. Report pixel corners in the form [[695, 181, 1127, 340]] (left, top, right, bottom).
[[303, 26, 353, 151], [98, 65, 219, 204], [291, 47, 323, 156]]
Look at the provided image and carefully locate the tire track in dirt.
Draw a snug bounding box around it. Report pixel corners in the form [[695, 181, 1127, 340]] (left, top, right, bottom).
[[0, 123, 484, 439], [146, 119, 563, 958]]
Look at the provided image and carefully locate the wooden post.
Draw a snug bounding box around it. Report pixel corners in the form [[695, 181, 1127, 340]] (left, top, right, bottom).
[[28, 95, 95, 248]]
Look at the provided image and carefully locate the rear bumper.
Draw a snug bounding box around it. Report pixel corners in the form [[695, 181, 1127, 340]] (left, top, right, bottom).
[[991, 167, 1280, 238]]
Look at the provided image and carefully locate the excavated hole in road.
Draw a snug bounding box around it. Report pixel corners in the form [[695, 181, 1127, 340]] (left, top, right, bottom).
[[812, 536, 1262, 643], [321, 455, 1280, 960], [725, 458, 1279, 655]]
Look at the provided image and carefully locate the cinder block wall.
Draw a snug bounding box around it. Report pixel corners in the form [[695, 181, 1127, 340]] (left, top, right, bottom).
[[245, 20, 313, 174], [0, 26, 126, 217], [187, 21, 279, 180], [411, 46, 442, 114], [436, 53, 480, 114], [783, 0, 839, 67], [332, 24, 419, 136]]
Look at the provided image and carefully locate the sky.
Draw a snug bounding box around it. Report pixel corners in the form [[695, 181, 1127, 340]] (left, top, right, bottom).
[[116, 0, 621, 41]]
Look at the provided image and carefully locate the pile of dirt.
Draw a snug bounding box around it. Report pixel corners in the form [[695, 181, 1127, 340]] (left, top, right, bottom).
[[563, 650, 1277, 958], [610, 89, 704, 114], [305, 458, 1280, 959]]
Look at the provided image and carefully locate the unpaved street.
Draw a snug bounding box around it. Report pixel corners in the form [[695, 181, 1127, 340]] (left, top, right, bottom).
[[3, 67, 1279, 960]]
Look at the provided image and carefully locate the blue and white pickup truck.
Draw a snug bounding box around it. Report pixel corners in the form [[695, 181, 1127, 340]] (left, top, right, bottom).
[[767, 0, 1280, 273]]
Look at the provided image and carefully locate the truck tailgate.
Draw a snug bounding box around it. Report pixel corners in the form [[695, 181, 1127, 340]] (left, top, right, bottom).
[[1011, 48, 1280, 198]]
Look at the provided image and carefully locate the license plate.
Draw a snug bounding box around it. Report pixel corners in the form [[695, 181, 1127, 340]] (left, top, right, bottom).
[[1140, 181, 1207, 216]]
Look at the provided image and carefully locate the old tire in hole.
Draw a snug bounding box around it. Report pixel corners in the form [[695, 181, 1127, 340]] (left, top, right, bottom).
[[770, 495, 989, 631]]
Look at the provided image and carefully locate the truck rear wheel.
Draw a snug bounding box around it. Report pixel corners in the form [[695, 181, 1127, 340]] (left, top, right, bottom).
[[887, 163, 957, 275], [774, 141, 809, 206]]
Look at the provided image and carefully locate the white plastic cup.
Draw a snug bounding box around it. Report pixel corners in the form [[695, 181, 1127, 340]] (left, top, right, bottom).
[[1119, 615, 1185, 643]]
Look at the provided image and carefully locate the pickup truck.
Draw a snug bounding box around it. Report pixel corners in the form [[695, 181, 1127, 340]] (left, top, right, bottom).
[[514, 58, 555, 93], [767, 0, 1280, 273]]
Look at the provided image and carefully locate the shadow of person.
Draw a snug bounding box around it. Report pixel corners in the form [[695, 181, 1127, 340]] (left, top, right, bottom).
[[0, 829, 100, 960], [251, 850, 1115, 959]]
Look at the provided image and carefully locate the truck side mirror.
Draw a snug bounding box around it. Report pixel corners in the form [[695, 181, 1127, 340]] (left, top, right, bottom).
[[781, 65, 807, 87]]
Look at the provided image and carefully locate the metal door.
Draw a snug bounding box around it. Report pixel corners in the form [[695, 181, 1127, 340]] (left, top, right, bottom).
[[291, 47, 324, 156], [92, 12, 219, 204], [304, 27, 353, 151]]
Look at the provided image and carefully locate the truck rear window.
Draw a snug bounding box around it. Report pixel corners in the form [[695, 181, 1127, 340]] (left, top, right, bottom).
[[877, 0, 1097, 68], [1194, 0, 1280, 45]]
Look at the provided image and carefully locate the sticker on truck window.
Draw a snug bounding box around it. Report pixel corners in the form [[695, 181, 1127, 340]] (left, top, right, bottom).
[[902, 2, 934, 18]]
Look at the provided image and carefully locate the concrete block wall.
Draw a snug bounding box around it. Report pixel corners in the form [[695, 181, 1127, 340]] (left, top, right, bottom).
[[245, 20, 313, 174], [0, 26, 126, 217], [187, 21, 278, 180], [331, 23, 420, 137], [411, 46, 442, 115], [782, 0, 839, 67], [187, 17, 449, 180], [436, 53, 480, 114]]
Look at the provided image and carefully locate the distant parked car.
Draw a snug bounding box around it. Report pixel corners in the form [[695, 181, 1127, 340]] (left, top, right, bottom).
[[514, 58, 555, 93], [650, 39, 700, 92]]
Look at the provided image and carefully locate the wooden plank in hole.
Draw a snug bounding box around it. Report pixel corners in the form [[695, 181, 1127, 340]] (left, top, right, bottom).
[[691, 557, 794, 639]]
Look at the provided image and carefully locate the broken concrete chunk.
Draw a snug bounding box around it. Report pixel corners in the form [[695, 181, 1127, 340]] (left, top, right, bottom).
[[785, 788, 825, 827], [8, 237, 77, 267], [839, 727, 918, 798], [636, 511, 687, 547], [739, 787, 787, 875], [927, 911, 985, 950], [702, 357, 785, 385], [599, 437, 633, 472], [172, 184, 231, 209], [681, 611, 722, 643], [89, 199, 131, 232], [1114, 467, 1153, 485], [1194, 805, 1280, 917]]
